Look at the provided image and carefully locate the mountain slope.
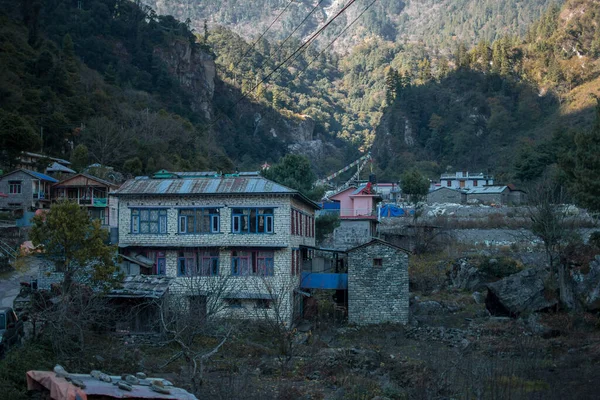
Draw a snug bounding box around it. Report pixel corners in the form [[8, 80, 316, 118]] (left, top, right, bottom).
[[371, 0, 600, 181], [143, 0, 562, 50]]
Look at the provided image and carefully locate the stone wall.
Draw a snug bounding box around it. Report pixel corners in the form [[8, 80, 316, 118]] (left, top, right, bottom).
[[427, 188, 464, 204], [333, 219, 375, 250], [117, 193, 316, 325], [0, 171, 34, 212], [348, 241, 409, 325]]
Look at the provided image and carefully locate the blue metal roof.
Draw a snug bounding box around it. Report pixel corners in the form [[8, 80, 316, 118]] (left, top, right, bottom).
[[25, 170, 58, 183]]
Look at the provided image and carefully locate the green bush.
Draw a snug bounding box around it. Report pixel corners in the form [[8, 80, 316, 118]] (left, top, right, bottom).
[[589, 231, 600, 248], [478, 256, 522, 278], [0, 341, 55, 400]]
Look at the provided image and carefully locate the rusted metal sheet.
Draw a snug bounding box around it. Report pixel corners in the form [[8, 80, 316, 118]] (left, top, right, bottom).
[[114, 176, 296, 196]]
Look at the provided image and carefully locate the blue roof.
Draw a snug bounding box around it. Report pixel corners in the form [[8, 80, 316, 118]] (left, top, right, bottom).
[[26, 170, 58, 183]]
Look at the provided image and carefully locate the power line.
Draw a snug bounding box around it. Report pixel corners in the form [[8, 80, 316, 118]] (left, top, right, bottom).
[[273, 0, 326, 58], [296, 0, 378, 79], [207, 0, 359, 128], [238, 0, 297, 62]]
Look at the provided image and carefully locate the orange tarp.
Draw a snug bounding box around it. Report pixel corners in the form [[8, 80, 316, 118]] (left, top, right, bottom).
[[27, 371, 87, 400]]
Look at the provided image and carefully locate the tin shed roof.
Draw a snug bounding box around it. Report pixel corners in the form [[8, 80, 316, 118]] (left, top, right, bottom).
[[114, 176, 295, 196], [107, 275, 173, 299], [466, 186, 508, 194]]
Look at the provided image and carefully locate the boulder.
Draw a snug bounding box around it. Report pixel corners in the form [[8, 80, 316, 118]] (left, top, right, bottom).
[[410, 300, 444, 315], [485, 267, 557, 317], [447, 258, 490, 291], [573, 256, 600, 311]]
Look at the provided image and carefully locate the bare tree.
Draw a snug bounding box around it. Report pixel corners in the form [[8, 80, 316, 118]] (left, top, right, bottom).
[[155, 273, 237, 393], [527, 175, 579, 310], [249, 274, 302, 374]]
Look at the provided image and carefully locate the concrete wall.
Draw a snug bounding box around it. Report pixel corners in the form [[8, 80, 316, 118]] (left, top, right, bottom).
[[347, 241, 409, 325]]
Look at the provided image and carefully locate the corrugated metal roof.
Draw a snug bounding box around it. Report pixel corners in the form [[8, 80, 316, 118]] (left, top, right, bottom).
[[466, 186, 508, 194], [107, 275, 173, 298], [113, 176, 296, 196], [25, 169, 59, 183], [46, 162, 76, 174]]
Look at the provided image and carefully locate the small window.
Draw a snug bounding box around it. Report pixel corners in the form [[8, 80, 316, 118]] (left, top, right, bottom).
[[446, 180, 451, 187], [8, 181, 22, 194], [265, 215, 273, 233], [473, 180, 478, 187], [373, 258, 383, 267], [179, 216, 188, 233], [255, 299, 271, 309], [226, 299, 242, 308]]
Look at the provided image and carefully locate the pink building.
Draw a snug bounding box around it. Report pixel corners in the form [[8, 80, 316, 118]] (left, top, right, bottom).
[[329, 183, 380, 219]]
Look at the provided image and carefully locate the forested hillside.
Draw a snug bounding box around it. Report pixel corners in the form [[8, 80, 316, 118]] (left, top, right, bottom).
[[372, 0, 600, 182], [0, 0, 359, 176], [144, 0, 561, 50]]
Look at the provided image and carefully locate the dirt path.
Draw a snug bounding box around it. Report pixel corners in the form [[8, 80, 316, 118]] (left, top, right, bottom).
[[0, 257, 41, 308]]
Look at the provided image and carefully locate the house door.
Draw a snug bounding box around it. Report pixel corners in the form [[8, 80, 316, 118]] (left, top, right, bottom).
[[156, 257, 166, 275]]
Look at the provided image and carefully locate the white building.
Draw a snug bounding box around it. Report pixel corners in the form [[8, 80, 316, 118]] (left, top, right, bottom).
[[433, 171, 494, 190], [112, 171, 318, 325]]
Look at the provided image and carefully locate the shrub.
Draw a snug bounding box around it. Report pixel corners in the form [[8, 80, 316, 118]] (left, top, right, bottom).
[[477, 256, 522, 278]]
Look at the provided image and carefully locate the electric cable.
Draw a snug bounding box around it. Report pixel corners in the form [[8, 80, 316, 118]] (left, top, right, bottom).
[[296, 0, 378, 79], [238, 0, 297, 62], [207, 0, 360, 128]]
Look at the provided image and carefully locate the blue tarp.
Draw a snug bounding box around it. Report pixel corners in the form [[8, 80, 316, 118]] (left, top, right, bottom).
[[300, 272, 348, 290], [379, 204, 405, 217]]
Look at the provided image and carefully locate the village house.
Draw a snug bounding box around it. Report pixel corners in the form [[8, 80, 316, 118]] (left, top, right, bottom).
[[0, 169, 57, 215], [327, 183, 380, 250], [52, 173, 119, 227], [12, 151, 72, 173], [347, 239, 409, 325], [432, 171, 494, 190], [111, 171, 319, 325], [427, 186, 466, 204]]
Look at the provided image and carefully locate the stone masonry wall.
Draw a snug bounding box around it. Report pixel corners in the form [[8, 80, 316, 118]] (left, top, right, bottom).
[[348, 242, 409, 325], [117, 193, 315, 325]]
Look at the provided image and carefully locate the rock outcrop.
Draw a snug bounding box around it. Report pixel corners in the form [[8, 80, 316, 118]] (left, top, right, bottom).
[[154, 40, 216, 119], [485, 267, 557, 317], [573, 256, 600, 311]]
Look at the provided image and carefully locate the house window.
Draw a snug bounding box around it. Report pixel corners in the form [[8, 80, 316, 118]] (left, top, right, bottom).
[[198, 249, 219, 276], [226, 299, 242, 308], [446, 180, 451, 187], [255, 299, 271, 309], [131, 208, 167, 234], [373, 258, 383, 267], [231, 250, 274, 276], [473, 180, 478, 187], [178, 208, 220, 234], [178, 250, 197, 276], [177, 249, 219, 276], [8, 181, 21, 194], [231, 208, 274, 234]]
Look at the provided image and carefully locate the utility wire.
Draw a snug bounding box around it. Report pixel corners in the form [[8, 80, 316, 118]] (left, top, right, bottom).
[[273, 0, 326, 58], [296, 0, 378, 78], [207, 0, 359, 128], [238, 0, 297, 62]]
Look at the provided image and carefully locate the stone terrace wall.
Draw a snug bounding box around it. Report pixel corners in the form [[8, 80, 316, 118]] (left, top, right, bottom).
[[348, 241, 409, 325]]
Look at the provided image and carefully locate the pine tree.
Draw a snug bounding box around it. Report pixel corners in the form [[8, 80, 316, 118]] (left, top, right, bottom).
[[385, 67, 397, 105]]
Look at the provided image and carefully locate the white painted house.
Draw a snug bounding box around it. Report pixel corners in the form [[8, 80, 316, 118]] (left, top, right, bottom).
[[433, 171, 494, 190], [112, 171, 319, 324]]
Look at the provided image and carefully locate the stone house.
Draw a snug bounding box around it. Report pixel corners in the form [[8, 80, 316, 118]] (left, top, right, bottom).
[[427, 187, 466, 204], [465, 185, 510, 205], [0, 169, 57, 214], [52, 173, 119, 227], [112, 171, 319, 325], [347, 239, 409, 325]]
